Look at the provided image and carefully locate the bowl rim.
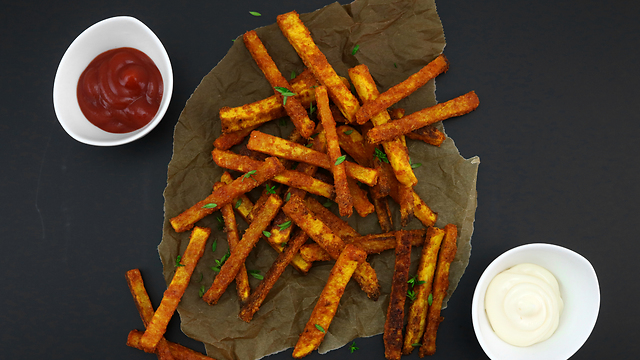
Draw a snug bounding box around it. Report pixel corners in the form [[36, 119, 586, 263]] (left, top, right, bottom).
[[471, 243, 600, 360], [53, 15, 173, 146]]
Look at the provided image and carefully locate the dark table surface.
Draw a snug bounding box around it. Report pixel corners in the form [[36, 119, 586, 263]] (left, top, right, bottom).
[[2, 0, 638, 359]]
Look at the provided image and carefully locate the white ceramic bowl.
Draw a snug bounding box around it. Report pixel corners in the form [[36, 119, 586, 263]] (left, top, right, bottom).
[[53, 16, 173, 146], [472, 243, 599, 360]]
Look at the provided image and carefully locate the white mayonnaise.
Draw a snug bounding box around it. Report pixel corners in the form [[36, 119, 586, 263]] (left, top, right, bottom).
[[484, 263, 563, 347]]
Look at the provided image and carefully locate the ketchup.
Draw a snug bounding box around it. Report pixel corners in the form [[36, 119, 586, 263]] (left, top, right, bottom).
[[77, 47, 163, 133]]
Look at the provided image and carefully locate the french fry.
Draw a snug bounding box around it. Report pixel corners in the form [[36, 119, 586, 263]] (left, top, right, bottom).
[[239, 229, 310, 322], [214, 182, 251, 302], [219, 172, 253, 224], [336, 125, 373, 167], [214, 125, 257, 150], [169, 157, 284, 233], [243, 30, 316, 138], [372, 196, 393, 232], [397, 182, 415, 227], [347, 177, 375, 217], [212, 149, 335, 199], [277, 11, 360, 123], [292, 244, 366, 358], [349, 64, 417, 187], [127, 330, 216, 360], [125, 269, 175, 360], [140, 227, 211, 352], [299, 229, 427, 263], [406, 125, 446, 147], [402, 227, 446, 354], [355, 54, 449, 124], [219, 69, 318, 134], [315, 85, 353, 217], [419, 224, 457, 357], [246, 130, 378, 187], [203, 194, 283, 305], [283, 194, 380, 300], [366, 91, 480, 145], [384, 230, 412, 360], [303, 196, 360, 239]]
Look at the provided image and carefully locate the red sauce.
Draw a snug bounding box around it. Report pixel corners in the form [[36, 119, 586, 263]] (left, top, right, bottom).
[[77, 47, 163, 133]]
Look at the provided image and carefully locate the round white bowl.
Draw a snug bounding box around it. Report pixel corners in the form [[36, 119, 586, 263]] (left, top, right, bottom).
[[53, 16, 173, 146], [472, 243, 599, 360]]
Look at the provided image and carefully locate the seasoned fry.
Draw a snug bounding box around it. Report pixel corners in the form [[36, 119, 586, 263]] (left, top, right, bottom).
[[277, 11, 360, 123], [397, 182, 415, 227], [384, 230, 412, 360], [347, 177, 375, 217], [315, 85, 352, 217], [214, 182, 251, 302], [219, 172, 253, 224], [303, 196, 360, 239], [203, 194, 283, 305], [283, 194, 380, 300], [212, 149, 335, 199], [247, 130, 378, 187], [299, 243, 332, 263], [169, 157, 284, 233], [402, 227, 446, 354], [336, 125, 373, 167], [127, 330, 216, 360], [349, 64, 417, 187], [355, 54, 449, 123], [219, 69, 318, 134], [420, 224, 458, 357], [366, 91, 480, 144], [372, 196, 393, 232], [125, 269, 175, 360], [406, 125, 446, 147], [239, 229, 310, 322], [140, 227, 211, 352], [292, 244, 366, 358], [243, 30, 315, 138]]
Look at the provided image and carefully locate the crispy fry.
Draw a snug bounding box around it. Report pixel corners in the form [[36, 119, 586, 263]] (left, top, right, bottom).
[[303, 196, 360, 239], [384, 230, 412, 360], [406, 125, 446, 147], [355, 54, 449, 124], [219, 69, 318, 134], [347, 177, 375, 217], [283, 194, 380, 300], [315, 85, 352, 217], [219, 172, 253, 224], [277, 11, 360, 123], [420, 224, 457, 357], [336, 125, 373, 167], [247, 130, 378, 187], [212, 149, 335, 199], [299, 229, 426, 262], [292, 244, 366, 358], [125, 269, 175, 360], [366, 91, 480, 145], [169, 157, 284, 233], [372, 196, 393, 232], [349, 64, 417, 187], [403, 227, 446, 354], [397, 182, 415, 227], [370, 157, 393, 200], [243, 30, 315, 138], [214, 182, 251, 302], [127, 330, 216, 360], [140, 227, 211, 352], [203, 194, 283, 305], [213, 125, 256, 150], [239, 229, 310, 322]]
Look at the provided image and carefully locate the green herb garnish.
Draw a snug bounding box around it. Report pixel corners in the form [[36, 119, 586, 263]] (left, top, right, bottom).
[[243, 170, 257, 182], [216, 215, 224, 231], [285, 192, 291, 201], [211, 249, 231, 272], [249, 11, 261, 16], [262, 230, 271, 238], [266, 183, 277, 194], [211, 239, 217, 253], [248, 270, 264, 280], [334, 155, 347, 166], [291, 70, 296, 80], [235, 199, 242, 209], [323, 200, 333, 208], [407, 289, 416, 301], [315, 324, 325, 333], [202, 203, 217, 209], [412, 343, 422, 347], [277, 221, 292, 231], [349, 341, 359, 353], [344, 129, 353, 135], [199, 285, 206, 298], [274, 86, 296, 106], [175, 255, 185, 268], [374, 148, 389, 163], [352, 44, 360, 55], [428, 293, 433, 306]]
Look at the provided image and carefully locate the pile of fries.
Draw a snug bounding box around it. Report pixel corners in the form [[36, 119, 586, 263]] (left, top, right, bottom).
[[125, 9, 478, 360]]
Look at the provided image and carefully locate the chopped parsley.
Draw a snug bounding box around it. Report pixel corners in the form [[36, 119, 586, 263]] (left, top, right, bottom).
[[334, 155, 347, 166]]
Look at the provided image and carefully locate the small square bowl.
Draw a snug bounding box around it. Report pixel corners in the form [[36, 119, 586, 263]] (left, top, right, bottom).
[[472, 243, 599, 360], [53, 16, 173, 146]]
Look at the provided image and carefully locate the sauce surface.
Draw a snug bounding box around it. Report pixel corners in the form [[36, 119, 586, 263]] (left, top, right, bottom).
[[77, 47, 163, 133], [484, 263, 563, 347]]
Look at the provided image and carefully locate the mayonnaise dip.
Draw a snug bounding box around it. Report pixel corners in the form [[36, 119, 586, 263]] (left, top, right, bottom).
[[484, 263, 563, 347]]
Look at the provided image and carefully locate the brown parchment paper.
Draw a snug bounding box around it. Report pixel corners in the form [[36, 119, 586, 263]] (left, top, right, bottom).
[[158, 1, 479, 359]]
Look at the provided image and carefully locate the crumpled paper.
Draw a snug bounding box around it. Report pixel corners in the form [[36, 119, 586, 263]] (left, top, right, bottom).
[[158, 0, 479, 359]]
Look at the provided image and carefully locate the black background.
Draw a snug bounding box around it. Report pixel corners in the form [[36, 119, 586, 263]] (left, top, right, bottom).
[[1, 0, 638, 359]]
